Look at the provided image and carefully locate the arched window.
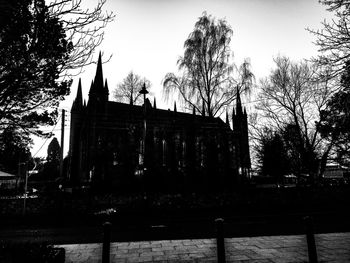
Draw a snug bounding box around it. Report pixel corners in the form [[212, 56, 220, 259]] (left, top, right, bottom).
[[182, 141, 186, 167], [200, 141, 205, 167], [162, 139, 167, 166], [139, 139, 144, 165], [113, 152, 118, 166]]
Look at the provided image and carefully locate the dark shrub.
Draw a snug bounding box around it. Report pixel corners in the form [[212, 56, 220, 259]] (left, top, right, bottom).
[[0, 242, 65, 263]]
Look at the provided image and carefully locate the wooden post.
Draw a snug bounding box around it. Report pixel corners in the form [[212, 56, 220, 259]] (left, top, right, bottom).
[[215, 218, 226, 263], [22, 162, 28, 215], [304, 216, 318, 263], [59, 109, 65, 178], [102, 222, 112, 263]]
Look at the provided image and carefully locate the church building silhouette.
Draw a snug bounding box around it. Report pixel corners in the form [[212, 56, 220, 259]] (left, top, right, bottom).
[[68, 53, 250, 192]]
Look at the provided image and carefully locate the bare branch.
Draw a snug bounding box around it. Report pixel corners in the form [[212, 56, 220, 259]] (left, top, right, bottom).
[[162, 12, 253, 117]]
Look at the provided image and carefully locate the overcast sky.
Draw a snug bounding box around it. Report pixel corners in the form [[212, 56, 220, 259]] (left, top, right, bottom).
[[32, 0, 333, 158]]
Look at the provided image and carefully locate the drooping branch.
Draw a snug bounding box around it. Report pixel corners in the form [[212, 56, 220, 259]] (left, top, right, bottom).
[[163, 12, 253, 117]]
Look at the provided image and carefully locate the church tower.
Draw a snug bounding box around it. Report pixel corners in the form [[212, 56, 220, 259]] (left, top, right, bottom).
[[232, 88, 251, 178], [88, 52, 109, 110], [69, 78, 85, 184]]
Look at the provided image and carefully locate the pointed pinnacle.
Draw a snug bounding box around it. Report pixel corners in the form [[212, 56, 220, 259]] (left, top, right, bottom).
[[94, 52, 104, 90], [104, 79, 109, 95], [236, 87, 243, 115], [77, 78, 83, 101]]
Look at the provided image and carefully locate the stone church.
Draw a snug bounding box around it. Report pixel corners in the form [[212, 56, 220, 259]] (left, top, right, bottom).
[[68, 54, 250, 192]]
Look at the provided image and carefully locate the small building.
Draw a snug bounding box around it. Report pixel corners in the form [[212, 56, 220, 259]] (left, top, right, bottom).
[[0, 170, 18, 191], [322, 162, 349, 185]]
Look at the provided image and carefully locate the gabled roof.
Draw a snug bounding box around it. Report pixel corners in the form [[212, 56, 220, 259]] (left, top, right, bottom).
[[0, 170, 16, 178], [100, 100, 231, 131]]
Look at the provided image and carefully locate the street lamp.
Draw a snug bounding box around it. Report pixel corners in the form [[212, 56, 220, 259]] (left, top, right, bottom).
[[139, 83, 148, 174], [18, 161, 29, 215], [21, 159, 37, 215]]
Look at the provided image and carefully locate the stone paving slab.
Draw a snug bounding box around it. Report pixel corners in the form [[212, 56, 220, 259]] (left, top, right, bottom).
[[57, 232, 350, 263]]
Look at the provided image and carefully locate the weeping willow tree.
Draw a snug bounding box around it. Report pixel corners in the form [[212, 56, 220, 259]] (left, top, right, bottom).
[[163, 12, 254, 117]]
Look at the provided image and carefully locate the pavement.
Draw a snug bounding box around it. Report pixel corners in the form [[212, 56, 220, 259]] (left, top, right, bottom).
[[57, 232, 350, 262]]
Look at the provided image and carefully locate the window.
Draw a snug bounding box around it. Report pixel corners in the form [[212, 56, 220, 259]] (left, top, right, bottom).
[[162, 139, 167, 166], [139, 140, 144, 165], [181, 141, 186, 167]]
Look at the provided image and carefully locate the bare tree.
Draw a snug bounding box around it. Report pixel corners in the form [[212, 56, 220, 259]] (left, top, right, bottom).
[[256, 56, 336, 176], [163, 12, 254, 117], [113, 71, 151, 105], [308, 0, 350, 78], [47, 0, 115, 77]]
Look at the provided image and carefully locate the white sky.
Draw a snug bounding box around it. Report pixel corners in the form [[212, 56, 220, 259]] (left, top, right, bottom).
[[31, 0, 333, 158]]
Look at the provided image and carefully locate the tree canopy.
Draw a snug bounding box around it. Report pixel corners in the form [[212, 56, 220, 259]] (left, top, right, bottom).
[[254, 128, 290, 180], [0, 127, 31, 173], [0, 0, 114, 136], [305, 0, 350, 168], [163, 12, 254, 117], [319, 60, 350, 163], [43, 137, 61, 179], [47, 137, 60, 164]]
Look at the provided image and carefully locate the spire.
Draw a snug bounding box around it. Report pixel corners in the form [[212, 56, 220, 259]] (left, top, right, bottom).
[[88, 52, 108, 104], [88, 79, 94, 96], [236, 87, 243, 116], [192, 106, 196, 115], [153, 97, 157, 109], [226, 110, 229, 125], [244, 107, 247, 116], [202, 102, 205, 116], [94, 52, 104, 90], [232, 104, 236, 127], [104, 79, 109, 95], [174, 101, 177, 112], [72, 78, 83, 111], [83, 99, 86, 107], [76, 78, 83, 105]]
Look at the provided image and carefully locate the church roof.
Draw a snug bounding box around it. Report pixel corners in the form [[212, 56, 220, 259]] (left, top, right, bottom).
[[81, 52, 235, 132], [97, 100, 231, 131]]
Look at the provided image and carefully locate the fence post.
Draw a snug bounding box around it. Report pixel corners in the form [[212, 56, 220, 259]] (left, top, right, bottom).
[[102, 222, 112, 263], [215, 218, 226, 263], [304, 216, 318, 263]]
